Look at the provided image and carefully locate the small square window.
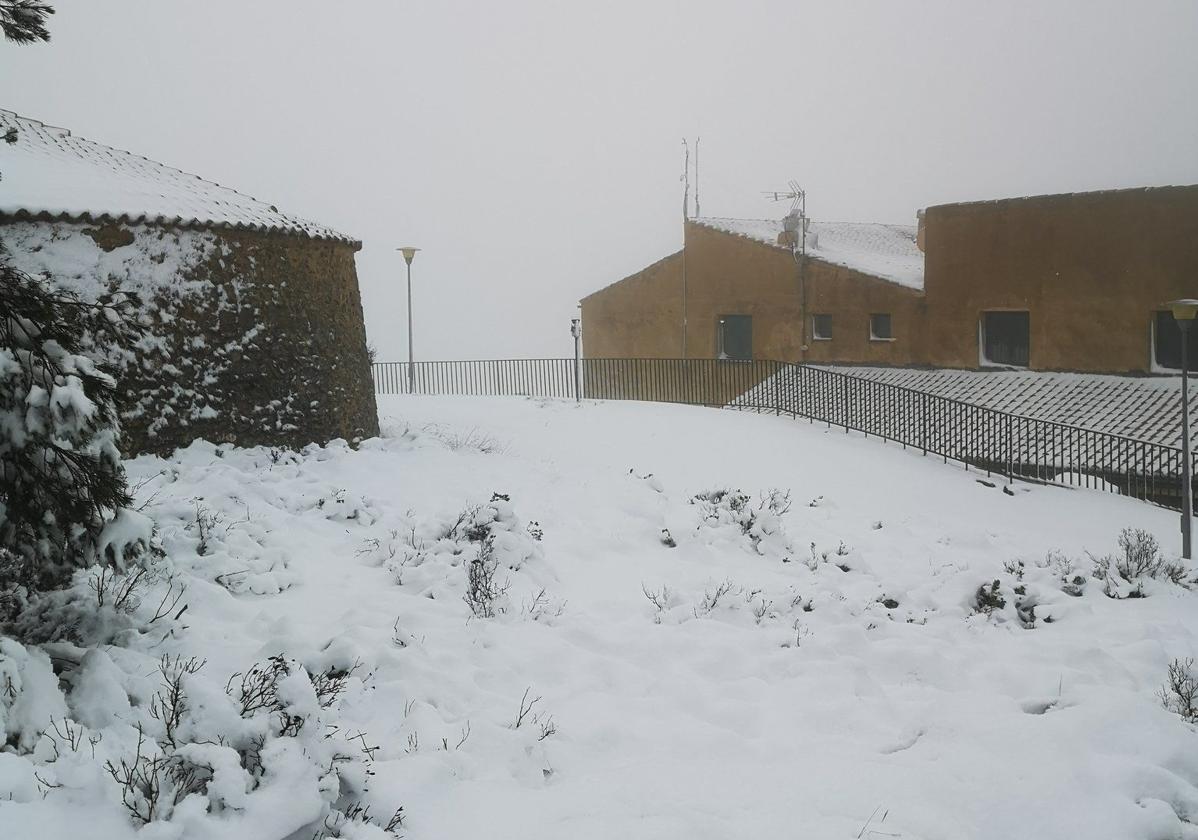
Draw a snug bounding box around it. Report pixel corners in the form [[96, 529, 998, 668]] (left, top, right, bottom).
[[869, 313, 893, 341], [812, 314, 833, 341]]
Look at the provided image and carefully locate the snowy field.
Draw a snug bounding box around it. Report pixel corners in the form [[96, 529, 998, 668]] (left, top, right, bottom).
[[4, 395, 1198, 839]]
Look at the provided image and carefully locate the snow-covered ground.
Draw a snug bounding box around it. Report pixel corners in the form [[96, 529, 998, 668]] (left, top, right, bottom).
[[4, 395, 1198, 839]]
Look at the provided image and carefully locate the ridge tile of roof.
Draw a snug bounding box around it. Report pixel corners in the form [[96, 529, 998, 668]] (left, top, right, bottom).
[[0, 109, 358, 245], [692, 216, 924, 290]]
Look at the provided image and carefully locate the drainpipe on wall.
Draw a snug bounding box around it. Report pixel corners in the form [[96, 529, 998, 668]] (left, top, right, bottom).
[[681, 226, 688, 359], [798, 249, 808, 360]]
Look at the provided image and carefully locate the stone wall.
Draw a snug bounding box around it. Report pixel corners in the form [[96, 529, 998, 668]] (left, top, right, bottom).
[[1, 218, 379, 455]]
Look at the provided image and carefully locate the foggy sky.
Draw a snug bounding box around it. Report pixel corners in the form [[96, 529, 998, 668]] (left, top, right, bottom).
[[2, 0, 1196, 362]]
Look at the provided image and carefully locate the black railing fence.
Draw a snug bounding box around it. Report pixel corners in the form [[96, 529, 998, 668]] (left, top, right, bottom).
[[372, 358, 1196, 511]]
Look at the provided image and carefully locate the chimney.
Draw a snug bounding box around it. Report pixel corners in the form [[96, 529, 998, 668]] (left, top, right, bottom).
[[916, 209, 926, 253]]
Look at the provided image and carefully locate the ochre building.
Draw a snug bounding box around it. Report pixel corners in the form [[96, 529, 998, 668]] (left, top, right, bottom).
[[582, 185, 1198, 375]]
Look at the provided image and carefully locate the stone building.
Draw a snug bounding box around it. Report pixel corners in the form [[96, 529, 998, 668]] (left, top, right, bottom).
[[582, 184, 1198, 375], [0, 109, 378, 454]]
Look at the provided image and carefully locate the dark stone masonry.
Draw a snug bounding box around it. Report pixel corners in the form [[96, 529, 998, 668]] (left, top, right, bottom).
[[1, 218, 379, 456]]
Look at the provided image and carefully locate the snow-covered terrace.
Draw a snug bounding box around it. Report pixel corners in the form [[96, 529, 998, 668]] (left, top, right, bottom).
[[821, 365, 1194, 448], [694, 216, 925, 290], [0, 109, 355, 244]]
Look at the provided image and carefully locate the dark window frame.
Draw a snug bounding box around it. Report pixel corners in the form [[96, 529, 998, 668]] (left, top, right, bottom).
[[1153, 310, 1184, 371], [869, 313, 894, 341], [980, 310, 1030, 368], [812, 313, 833, 341], [716, 314, 753, 361]]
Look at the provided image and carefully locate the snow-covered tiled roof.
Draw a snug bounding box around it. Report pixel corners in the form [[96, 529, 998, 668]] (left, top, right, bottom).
[[693, 217, 924, 290], [0, 110, 357, 244], [821, 366, 1195, 448]]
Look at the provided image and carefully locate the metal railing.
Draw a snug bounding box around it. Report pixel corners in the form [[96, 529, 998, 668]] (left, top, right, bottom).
[[372, 357, 1196, 511]]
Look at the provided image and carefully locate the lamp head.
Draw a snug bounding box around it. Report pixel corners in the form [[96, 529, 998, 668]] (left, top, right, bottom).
[[398, 247, 421, 266]]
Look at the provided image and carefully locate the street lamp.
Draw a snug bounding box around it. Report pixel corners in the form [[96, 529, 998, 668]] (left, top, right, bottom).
[[398, 247, 420, 394], [1168, 298, 1198, 559], [570, 318, 582, 402]]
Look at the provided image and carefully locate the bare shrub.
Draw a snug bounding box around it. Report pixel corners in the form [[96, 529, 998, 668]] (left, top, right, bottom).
[[693, 578, 737, 618], [511, 686, 556, 741], [310, 661, 362, 709], [464, 536, 509, 618], [1090, 527, 1190, 597], [424, 424, 507, 454], [759, 488, 792, 516], [104, 726, 204, 825], [1159, 658, 1198, 723], [224, 654, 304, 736], [149, 655, 205, 749], [189, 500, 227, 557], [1116, 528, 1162, 580], [313, 801, 406, 839]]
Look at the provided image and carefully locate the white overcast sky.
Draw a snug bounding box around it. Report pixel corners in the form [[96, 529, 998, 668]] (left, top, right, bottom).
[[2, 0, 1196, 360]]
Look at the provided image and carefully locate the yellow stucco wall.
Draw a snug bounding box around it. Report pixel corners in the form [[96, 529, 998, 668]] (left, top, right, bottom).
[[582, 222, 926, 366], [582, 185, 1198, 374], [921, 185, 1198, 372]]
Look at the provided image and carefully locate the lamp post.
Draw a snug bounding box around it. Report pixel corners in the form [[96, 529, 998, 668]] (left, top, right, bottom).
[[570, 318, 582, 402], [398, 247, 420, 394], [1168, 299, 1198, 559]]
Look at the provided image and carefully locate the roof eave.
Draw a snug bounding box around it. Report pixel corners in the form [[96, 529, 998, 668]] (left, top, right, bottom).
[[0, 208, 362, 248]]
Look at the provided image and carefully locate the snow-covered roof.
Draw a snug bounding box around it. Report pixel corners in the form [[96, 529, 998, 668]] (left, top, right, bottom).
[[693, 216, 925, 290], [0, 109, 357, 244], [817, 365, 1195, 448]]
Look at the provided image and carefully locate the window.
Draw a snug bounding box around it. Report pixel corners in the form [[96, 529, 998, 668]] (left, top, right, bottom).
[[981, 311, 1030, 367], [869, 313, 893, 341], [812, 314, 833, 341], [1154, 310, 1183, 370], [717, 314, 752, 361]]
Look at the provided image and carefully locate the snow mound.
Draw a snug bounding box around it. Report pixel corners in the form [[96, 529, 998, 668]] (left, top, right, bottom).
[[3, 396, 1198, 839]]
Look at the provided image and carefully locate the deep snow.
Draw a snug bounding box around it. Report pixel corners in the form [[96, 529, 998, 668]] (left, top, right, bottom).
[[3, 395, 1198, 839]]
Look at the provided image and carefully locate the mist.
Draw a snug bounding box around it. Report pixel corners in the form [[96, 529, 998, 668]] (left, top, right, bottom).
[[2, 0, 1195, 362]]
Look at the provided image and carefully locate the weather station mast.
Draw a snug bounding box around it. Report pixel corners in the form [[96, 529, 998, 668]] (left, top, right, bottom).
[[767, 181, 810, 354]]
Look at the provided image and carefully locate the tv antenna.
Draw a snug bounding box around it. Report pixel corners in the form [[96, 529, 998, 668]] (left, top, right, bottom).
[[764, 179, 806, 215], [681, 139, 690, 221], [764, 180, 811, 352]]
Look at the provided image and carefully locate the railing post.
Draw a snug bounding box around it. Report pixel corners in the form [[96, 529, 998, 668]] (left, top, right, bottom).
[[920, 391, 928, 456], [1005, 414, 1013, 483]]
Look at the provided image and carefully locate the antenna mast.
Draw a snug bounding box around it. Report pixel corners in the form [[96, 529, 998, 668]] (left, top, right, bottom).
[[765, 180, 810, 354], [694, 137, 700, 218], [681, 139, 691, 221]]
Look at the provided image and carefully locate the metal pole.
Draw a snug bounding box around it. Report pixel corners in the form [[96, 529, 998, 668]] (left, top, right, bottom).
[[571, 318, 582, 402], [406, 260, 414, 394], [1182, 322, 1192, 559]]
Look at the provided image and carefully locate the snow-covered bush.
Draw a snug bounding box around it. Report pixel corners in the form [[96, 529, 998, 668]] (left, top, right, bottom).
[[1159, 657, 1198, 723], [973, 580, 1006, 615], [0, 254, 150, 627], [690, 487, 792, 557], [364, 491, 550, 618], [1091, 527, 1190, 598]]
